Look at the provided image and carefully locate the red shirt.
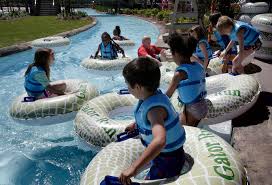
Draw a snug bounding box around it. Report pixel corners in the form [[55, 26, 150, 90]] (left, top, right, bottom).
[[138, 44, 162, 58]]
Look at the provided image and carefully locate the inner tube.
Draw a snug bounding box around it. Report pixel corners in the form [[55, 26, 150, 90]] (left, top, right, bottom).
[[10, 79, 99, 123], [80, 126, 248, 185], [113, 39, 135, 46], [240, 2, 269, 14], [239, 14, 255, 24], [74, 92, 137, 146], [31, 36, 70, 48], [251, 14, 272, 33], [207, 54, 254, 76], [81, 56, 132, 76], [170, 74, 260, 125], [74, 74, 259, 147], [251, 14, 272, 47]]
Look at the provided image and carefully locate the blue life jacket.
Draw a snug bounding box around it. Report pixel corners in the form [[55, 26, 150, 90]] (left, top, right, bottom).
[[100, 42, 118, 60], [134, 90, 186, 153], [176, 62, 207, 105], [230, 21, 260, 46], [193, 39, 214, 61], [214, 31, 237, 55], [24, 66, 46, 98]]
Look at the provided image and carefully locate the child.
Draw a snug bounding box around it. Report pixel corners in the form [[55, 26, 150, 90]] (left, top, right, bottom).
[[216, 16, 261, 74], [24, 48, 66, 99], [119, 57, 186, 183], [189, 25, 214, 71], [138, 36, 166, 65], [93, 32, 125, 59], [166, 33, 208, 127], [209, 13, 238, 73], [112, 26, 128, 41]]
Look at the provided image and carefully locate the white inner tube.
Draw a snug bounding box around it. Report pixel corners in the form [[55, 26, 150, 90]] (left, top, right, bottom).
[[10, 79, 99, 122], [207, 54, 254, 76], [31, 36, 70, 48], [251, 13, 272, 33], [240, 2, 269, 14], [170, 74, 260, 125], [80, 126, 248, 185], [74, 92, 137, 146], [74, 74, 259, 146], [81, 56, 132, 76], [239, 14, 253, 24], [113, 39, 135, 46]]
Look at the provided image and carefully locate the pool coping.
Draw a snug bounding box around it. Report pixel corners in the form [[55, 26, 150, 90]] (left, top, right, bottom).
[[0, 17, 98, 57]]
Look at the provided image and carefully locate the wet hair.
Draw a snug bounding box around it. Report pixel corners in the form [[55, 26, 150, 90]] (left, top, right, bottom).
[[101, 32, 111, 41], [123, 57, 160, 93], [189, 25, 206, 41], [168, 32, 197, 58], [113, 29, 118, 36], [25, 48, 52, 79], [216, 16, 234, 33], [209, 12, 222, 28], [115, 26, 121, 35]]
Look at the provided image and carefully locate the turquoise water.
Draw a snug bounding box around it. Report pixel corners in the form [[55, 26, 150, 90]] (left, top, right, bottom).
[[0, 9, 159, 185]]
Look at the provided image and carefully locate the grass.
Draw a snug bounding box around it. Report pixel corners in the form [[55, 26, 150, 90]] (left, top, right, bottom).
[[0, 16, 92, 48]]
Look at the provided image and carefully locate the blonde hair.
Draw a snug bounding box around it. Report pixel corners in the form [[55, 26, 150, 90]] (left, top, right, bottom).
[[216, 16, 234, 33], [142, 36, 151, 43]]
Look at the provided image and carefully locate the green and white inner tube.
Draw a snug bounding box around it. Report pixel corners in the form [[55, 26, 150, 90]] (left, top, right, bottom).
[[81, 56, 132, 76], [113, 39, 135, 46], [74, 74, 259, 146], [31, 36, 70, 48], [10, 79, 99, 125], [74, 92, 137, 146], [171, 74, 260, 125], [80, 126, 248, 185]]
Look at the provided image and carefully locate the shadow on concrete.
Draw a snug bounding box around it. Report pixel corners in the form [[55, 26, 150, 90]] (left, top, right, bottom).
[[233, 91, 271, 127], [244, 63, 262, 74], [255, 57, 272, 65]]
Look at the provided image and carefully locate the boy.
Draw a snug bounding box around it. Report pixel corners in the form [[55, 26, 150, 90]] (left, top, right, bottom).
[[216, 16, 261, 74], [209, 13, 238, 73], [119, 57, 186, 184]]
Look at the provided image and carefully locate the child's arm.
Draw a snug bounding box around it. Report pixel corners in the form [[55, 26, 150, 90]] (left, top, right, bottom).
[[46, 84, 65, 95], [190, 55, 203, 65], [199, 43, 210, 70], [236, 28, 246, 64], [166, 71, 186, 98], [94, 44, 100, 59], [114, 44, 126, 57], [220, 40, 235, 58], [119, 107, 167, 184]]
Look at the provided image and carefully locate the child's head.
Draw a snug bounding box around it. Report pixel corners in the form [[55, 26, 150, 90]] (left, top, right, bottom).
[[101, 32, 111, 45], [189, 25, 206, 41], [115, 26, 121, 35], [113, 29, 119, 36], [216, 16, 234, 35], [168, 32, 197, 64], [123, 57, 160, 99], [25, 48, 53, 78], [209, 12, 222, 28], [142, 36, 151, 48]]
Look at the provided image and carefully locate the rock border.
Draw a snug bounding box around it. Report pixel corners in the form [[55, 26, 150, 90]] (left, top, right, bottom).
[[0, 17, 97, 57]]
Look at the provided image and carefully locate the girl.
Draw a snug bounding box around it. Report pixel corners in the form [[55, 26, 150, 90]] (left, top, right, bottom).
[[166, 33, 208, 127], [94, 32, 125, 59], [112, 26, 128, 41], [24, 48, 66, 99], [190, 25, 214, 71]]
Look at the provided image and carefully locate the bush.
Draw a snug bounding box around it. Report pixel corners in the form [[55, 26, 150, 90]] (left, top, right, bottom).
[[57, 10, 88, 20], [0, 10, 28, 20]]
